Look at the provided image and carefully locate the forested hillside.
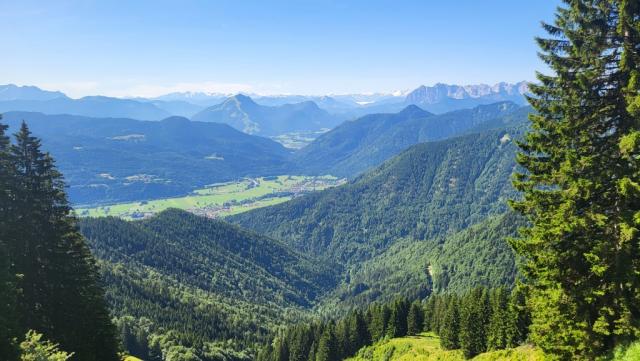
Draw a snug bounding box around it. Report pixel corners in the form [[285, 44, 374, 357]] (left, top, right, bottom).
[[1, 112, 291, 205], [80, 209, 339, 360], [231, 126, 521, 263], [292, 102, 527, 177], [319, 213, 522, 312]]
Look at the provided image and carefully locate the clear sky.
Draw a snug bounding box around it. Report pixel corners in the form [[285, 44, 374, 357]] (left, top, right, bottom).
[[1, 0, 560, 98]]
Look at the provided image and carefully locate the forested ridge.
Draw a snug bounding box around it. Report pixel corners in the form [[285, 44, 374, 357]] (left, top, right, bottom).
[[79, 209, 340, 360], [230, 126, 522, 263], [292, 101, 527, 178]]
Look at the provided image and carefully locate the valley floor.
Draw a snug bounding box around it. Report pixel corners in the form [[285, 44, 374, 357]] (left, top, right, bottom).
[[76, 175, 344, 219]]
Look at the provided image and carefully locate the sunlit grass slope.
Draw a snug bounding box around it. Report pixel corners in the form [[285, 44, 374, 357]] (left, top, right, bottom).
[[345, 333, 544, 361]]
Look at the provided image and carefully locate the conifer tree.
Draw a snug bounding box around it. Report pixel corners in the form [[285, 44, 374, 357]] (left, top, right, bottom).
[[486, 288, 509, 350], [386, 299, 409, 338], [511, 1, 640, 358], [439, 298, 460, 350], [274, 336, 289, 361], [348, 311, 369, 354], [505, 284, 530, 348], [0, 119, 19, 361], [368, 305, 390, 342], [459, 288, 490, 358], [422, 295, 437, 332], [7, 122, 119, 361], [407, 301, 424, 336], [315, 327, 337, 361]]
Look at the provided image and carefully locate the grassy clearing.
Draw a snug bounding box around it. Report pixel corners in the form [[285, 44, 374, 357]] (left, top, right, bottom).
[[611, 341, 640, 361], [76, 175, 344, 220], [346, 333, 545, 361], [122, 356, 143, 361]]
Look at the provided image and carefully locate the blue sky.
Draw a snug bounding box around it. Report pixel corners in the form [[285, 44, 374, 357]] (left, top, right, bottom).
[[1, 0, 560, 98]]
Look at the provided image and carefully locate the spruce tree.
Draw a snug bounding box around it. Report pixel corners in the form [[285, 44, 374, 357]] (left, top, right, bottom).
[[386, 299, 409, 338], [368, 305, 390, 342], [486, 288, 509, 350], [315, 327, 337, 361], [7, 122, 119, 361], [505, 284, 530, 348], [439, 298, 460, 350], [0, 119, 19, 361], [407, 301, 424, 336], [511, 1, 640, 358], [348, 311, 369, 354], [459, 288, 490, 358], [422, 295, 437, 332]]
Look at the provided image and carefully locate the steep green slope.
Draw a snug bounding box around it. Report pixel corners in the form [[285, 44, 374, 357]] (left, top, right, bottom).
[[319, 213, 521, 311], [2, 112, 291, 205], [346, 333, 544, 361], [293, 102, 527, 177], [79, 209, 339, 357], [230, 127, 521, 264]]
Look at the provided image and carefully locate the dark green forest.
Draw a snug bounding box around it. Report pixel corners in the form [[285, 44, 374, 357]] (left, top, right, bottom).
[[0, 120, 119, 360], [79, 209, 339, 359], [230, 126, 522, 264], [257, 286, 529, 361]]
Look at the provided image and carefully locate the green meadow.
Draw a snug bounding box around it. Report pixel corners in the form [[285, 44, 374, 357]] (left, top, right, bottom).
[[76, 175, 343, 220]]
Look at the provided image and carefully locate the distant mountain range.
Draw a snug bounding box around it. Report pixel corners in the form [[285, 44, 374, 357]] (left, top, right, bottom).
[[0, 112, 291, 205], [191, 94, 342, 136], [0, 99, 530, 205], [0, 84, 66, 101], [0, 82, 529, 127], [293, 101, 530, 177], [0, 88, 172, 120], [404, 81, 529, 113]]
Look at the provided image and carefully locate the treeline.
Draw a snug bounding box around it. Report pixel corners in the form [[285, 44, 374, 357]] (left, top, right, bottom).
[[425, 287, 529, 358], [257, 286, 530, 361], [0, 119, 119, 360]]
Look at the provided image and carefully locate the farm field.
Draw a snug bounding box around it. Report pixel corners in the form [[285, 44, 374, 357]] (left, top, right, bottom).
[[76, 175, 345, 220]]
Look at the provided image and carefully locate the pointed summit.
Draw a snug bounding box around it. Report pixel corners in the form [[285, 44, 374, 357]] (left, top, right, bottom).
[[397, 104, 432, 118]]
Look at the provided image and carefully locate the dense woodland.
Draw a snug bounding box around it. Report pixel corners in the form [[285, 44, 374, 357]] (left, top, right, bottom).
[[230, 127, 522, 263], [0, 119, 119, 360], [257, 286, 529, 361], [79, 210, 339, 360]]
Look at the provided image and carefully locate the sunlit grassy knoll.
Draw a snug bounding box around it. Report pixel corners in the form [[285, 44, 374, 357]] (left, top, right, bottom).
[[346, 333, 545, 361]]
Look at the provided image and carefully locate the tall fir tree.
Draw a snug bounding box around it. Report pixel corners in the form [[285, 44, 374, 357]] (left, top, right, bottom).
[[386, 299, 409, 338], [407, 301, 424, 336], [459, 288, 490, 359], [0, 118, 19, 361], [486, 288, 509, 350], [348, 311, 369, 355], [315, 327, 337, 361], [439, 297, 460, 350], [368, 304, 390, 342], [7, 122, 119, 361], [511, 1, 640, 358], [505, 284, 530, 348]]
